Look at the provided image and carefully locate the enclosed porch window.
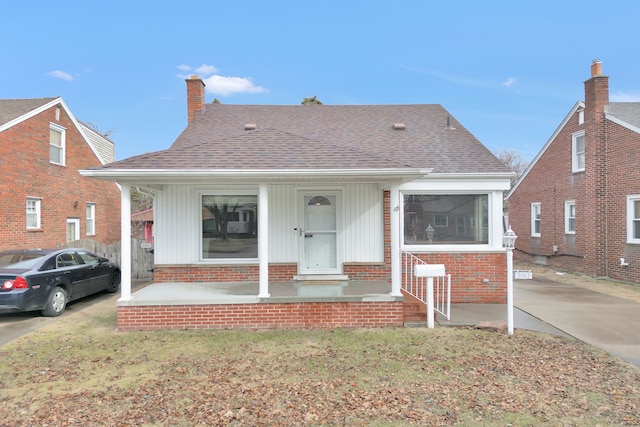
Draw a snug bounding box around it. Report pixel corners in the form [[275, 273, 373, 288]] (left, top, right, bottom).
[[403, 194, 488, 245], [201, 195, 258, 259]]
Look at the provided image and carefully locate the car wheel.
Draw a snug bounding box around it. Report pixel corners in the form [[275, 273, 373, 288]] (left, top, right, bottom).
[[42, 286, 67, 317], [107, 271, 120, 293]]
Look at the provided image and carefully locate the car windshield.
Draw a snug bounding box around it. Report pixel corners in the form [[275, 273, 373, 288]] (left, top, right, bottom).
[[1, 255, 46, 269]]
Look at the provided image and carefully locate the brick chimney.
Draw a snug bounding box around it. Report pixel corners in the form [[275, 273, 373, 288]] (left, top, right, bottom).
[[583, 59, 610, 277], [584, 59, 609, 117], [185, 75, 206, 123]]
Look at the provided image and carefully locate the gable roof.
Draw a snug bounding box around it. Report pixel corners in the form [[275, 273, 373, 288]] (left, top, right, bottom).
[[0, 97, 115, 165], [507, 101, 640, 199], [0, 97, 58, 129], [606, 102, 640, 133], [91, 104, 509, 182], [506, 101, 584, 199]]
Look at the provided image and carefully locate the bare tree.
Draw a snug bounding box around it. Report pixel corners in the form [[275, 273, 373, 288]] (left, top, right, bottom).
[[496, 149, 529, 185], [131, 187, 153, 213]]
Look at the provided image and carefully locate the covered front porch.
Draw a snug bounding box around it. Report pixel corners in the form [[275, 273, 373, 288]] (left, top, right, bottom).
[[116, 279, 407, 331]]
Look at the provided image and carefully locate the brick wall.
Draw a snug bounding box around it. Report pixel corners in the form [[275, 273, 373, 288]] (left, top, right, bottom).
[[508, 106, 590, 274], [0, 104, 121, 251], [605, 121, 640, 282], [509, 65, 640, 283], [406, 252, 507, 303], [117, 301, 404, 331]]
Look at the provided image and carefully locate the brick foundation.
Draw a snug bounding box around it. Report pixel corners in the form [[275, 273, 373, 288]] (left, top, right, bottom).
[[117, 301, 404, 331]]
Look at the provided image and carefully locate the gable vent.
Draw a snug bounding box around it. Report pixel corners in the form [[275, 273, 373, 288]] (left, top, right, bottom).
[[392, 123, 405, 130], [245, 123, 256, 130]]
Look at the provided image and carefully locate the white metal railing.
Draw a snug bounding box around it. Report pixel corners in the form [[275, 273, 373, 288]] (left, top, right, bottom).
[[401, 252, 451, 321]]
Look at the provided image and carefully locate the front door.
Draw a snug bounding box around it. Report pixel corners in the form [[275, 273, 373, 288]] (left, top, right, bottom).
[[300, 193, 339, 275]]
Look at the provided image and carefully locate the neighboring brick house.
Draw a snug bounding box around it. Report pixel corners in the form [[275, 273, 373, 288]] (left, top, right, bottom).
[[0, 97, 121, 251], [507, 61, 640, 283], [82, 76, 512, 330]]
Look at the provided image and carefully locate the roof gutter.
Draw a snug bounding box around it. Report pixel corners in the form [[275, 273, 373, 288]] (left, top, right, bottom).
[[79, 168, 432, 184]]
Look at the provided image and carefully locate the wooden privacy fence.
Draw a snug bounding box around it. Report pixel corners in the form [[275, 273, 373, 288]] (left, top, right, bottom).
[[60, 239, 154, 280]]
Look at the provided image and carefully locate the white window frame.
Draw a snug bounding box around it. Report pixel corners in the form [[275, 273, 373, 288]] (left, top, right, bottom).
[[66, 218, 80, 243], [399, 190, 499, 251], [26, 197, 42, 229], [86, 203, 96, 236], [531, 202, 541, 237], [50, 123, 66, 165], [565, 201, 576, 234], [627, 195, 640, 244], [572, 131, 585, 173], [199, 190, 259, 263]]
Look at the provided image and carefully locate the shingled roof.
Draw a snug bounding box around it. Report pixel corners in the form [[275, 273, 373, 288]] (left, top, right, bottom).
[[0, 98, 58, 127], [96, 103, 509, 175], [607, 102, 640, 130]]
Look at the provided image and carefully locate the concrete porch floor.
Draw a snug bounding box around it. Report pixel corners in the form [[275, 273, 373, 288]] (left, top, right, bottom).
[[118, 280, 401, 306]]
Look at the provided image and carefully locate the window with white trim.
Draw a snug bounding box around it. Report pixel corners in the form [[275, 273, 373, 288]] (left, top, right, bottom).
[[403, 194, 488, 245], [572, 131, 585, 172], [26, 198, 41, 229], [627, 195, 640, 244], [86, 203, 96, 236], [531, 202, 541, 237], [201, 194, 258, 259], [565, 201, 576, 234], [50, 123, 66, 165]]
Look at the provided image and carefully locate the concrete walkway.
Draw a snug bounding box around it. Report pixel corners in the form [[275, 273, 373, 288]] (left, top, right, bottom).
[[439, 276, 640, 369]]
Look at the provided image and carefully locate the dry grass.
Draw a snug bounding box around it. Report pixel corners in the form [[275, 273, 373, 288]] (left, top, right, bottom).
[[1, 288, 640, 426]]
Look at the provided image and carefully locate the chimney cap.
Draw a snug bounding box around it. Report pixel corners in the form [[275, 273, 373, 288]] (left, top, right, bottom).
[[590, 59, 603, 77]]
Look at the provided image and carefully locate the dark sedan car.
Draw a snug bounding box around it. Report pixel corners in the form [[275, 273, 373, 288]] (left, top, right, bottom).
[[0, 248, 120, 316]]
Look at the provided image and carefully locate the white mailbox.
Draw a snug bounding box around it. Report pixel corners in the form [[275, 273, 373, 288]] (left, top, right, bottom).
[[414, 264, 445, 278]]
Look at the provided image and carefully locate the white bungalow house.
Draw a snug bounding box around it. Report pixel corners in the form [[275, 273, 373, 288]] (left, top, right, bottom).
[[80, 76, 513, 331]]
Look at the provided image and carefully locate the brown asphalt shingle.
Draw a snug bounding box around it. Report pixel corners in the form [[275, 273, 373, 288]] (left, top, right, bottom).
[[97, 104, 510, 174], [0, 98, 58, 127]]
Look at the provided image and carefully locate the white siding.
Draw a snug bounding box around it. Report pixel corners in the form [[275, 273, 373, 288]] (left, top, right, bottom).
[[154, 183, 385, 265], [268, 185, 298, 262], [155, 185, 199, 264], [342, 184, 384, 262]]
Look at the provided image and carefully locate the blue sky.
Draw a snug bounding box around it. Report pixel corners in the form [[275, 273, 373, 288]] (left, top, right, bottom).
[[3, 1, 639, 161]]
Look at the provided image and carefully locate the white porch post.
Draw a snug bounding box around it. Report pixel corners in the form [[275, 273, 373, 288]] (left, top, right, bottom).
[[119, 184, 132, 301], [258, 184, 270, 297], [390, 184, 402, 296]]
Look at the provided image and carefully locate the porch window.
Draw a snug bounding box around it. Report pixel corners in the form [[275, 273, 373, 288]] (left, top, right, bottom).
[[627, 195, 640, 244], [403, 194, 488, 244], [201, 195, 258, 259]]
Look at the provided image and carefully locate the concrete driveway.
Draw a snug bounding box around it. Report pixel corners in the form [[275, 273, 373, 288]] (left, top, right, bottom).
[[515, 277, 640, 368]]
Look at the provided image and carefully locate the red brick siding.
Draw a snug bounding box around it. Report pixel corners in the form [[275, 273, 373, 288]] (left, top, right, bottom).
[[605, 121, 640, 282], [509, 71, 640, 283], [0, 105, 120, 250], [508, 107, 590, 274], [117, 301, 404, 331], [405, 252, 507, 303]]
